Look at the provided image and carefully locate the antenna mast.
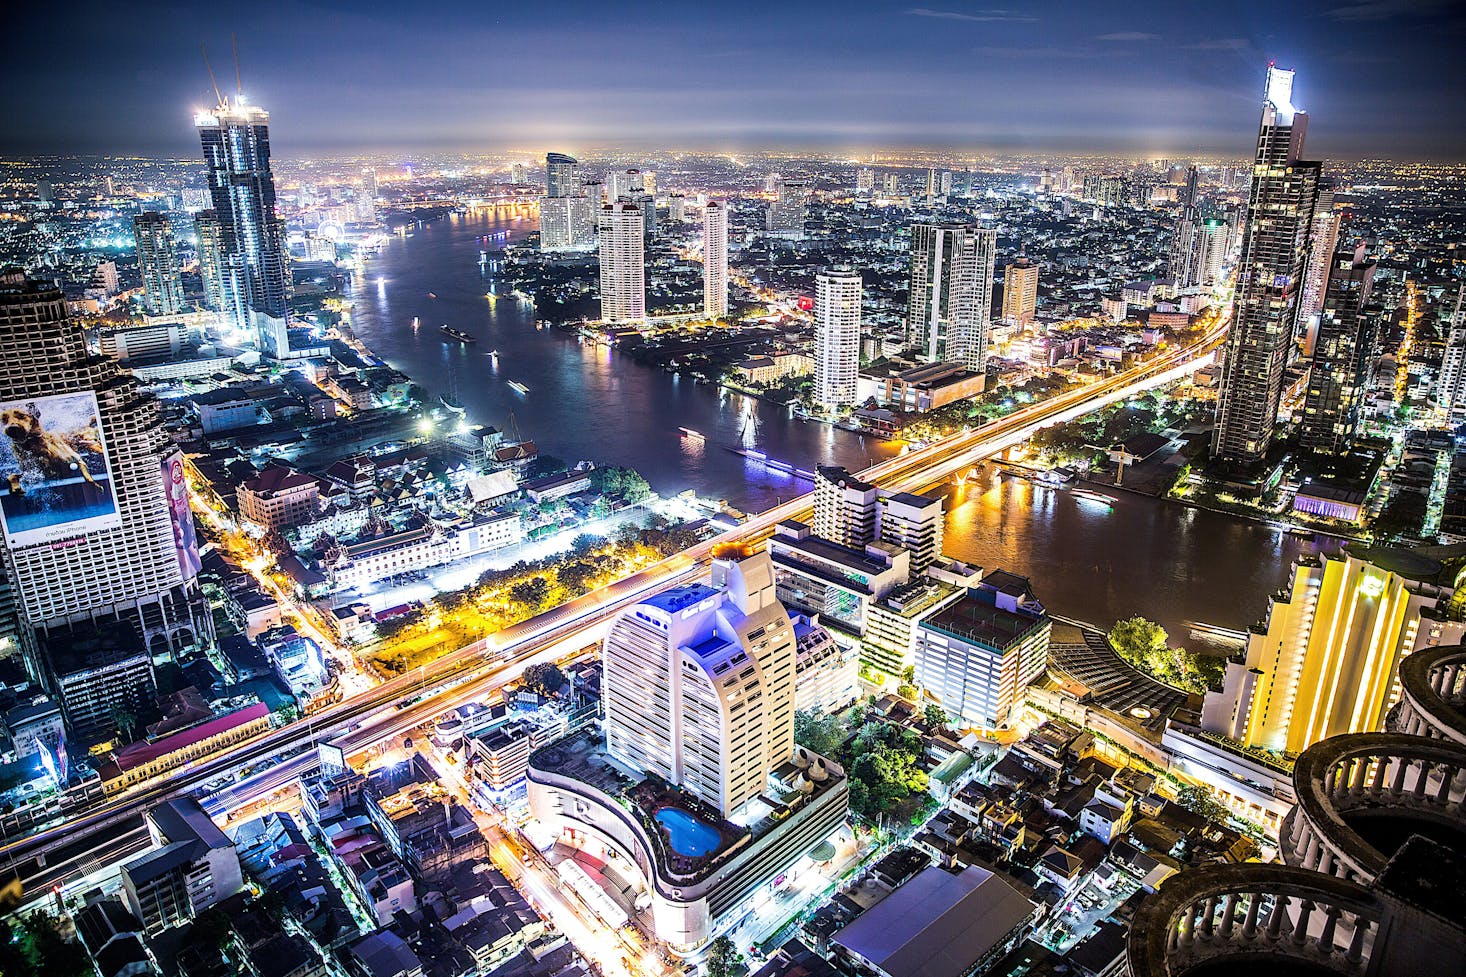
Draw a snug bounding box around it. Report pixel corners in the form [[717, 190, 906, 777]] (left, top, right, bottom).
[[201, 45, 223, 107]]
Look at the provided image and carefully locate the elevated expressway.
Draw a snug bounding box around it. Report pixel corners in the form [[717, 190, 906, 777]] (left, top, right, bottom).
[[0, 319, 1226, 903]]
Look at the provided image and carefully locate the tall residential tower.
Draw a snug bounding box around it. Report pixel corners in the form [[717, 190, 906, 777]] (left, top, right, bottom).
[[907, 223, 997, 371], [703, 200, 727, 319], [132, 212, 184, 316], [814, 266, 861, 411], [597, 202, 645, 323], [1211, 66, 1322, 465]]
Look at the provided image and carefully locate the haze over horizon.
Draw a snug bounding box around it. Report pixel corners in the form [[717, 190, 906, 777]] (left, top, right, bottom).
[[5, 0, 1464, 160]]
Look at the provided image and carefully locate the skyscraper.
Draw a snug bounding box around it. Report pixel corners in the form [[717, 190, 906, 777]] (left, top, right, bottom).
[[540, 152, 595, 252], [545, 152, 579, 198], [1001, 258, 1038, 325], [906, 223, 997, 370], [0, 269, 210, 657], [132, 212, 184, 316], [814, 266, 861, 411], [602, 547, 796, 817], [1211, 65, 1322, 465], [1196, 217, 1229, 287], [193, 211, 226, 313], [856, 167, 875, 194], [702, 200, 727, 319], [597, 202, 645, 323], [195, 98, 290, 357], [1167, 166, 1203, 288], [923, 168, 937, 203], [1299, 239, 1377, 456]]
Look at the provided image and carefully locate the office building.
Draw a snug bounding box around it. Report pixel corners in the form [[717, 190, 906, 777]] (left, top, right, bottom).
[[883, 172, 900, 196], [856, 167, 875, 194], [1167, 166, 1203, 289], [863, 563, 982, 681], [703, 200, 727, 319], [813, 466, 879, 547], [121, 797, 243, 935], [814, 266, 862, 411], [1211, 66, 1322, 465], [1200, 545, 1462, 754], [607, 168, 645, 202], [915, 571, 1050, 729], [529, 546, 848, 949], [192, 210, 226, 313], [597, 202, 645, 323], [878, 491, 945, 572], [1001, 258, 1038, 325], [1435, 287, 1466, 413], [132, 212, 184, 316], [906, 223, 997, 371], [0, 270, 210, 658], [196, 98, 291, 357], [767, 178, 808, 238], [923, 167, 938, 203], [1299, 239, 1377, 455]]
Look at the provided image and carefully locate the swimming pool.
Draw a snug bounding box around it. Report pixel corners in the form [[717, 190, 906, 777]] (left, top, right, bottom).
[[654, 807, 721, 857]]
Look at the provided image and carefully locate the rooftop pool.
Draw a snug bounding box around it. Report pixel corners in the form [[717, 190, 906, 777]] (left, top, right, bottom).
[[654, 807, 721, 857]]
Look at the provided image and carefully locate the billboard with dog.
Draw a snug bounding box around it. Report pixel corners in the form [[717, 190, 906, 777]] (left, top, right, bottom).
[[0, 392, 121, 546]]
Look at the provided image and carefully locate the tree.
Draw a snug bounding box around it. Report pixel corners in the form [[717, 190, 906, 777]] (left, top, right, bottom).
[[1176, 783, 1232, 825], [509, 577, 553, 615], [1109, 616, 1168, 663], [923, 704, 949, 729], [794, 709, 845, 756], [521, 662, 567, 697], [705, 934, 743, 977]]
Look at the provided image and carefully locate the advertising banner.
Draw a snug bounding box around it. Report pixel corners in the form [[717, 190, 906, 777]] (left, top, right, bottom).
[[163, 453, 202, 580], [0, 392, 121, 546]]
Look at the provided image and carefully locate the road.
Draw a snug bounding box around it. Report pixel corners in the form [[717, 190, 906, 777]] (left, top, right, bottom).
[[0, 315, 1225, 902]]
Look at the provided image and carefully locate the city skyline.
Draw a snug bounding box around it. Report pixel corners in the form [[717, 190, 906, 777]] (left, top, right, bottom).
[[3, 2, 1465, 159]]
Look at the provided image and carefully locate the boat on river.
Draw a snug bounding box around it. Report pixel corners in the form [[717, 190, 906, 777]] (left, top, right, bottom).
[[440, 325, 476, 344], [508, 380, 529, 395], [1072, 488, 1117, 508]]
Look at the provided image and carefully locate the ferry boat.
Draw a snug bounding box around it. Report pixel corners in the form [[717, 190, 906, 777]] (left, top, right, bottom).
[[486, 349, 499, 360], [427, 291, 438, 299], [440, 325, 477, 344], [1072, 488, 1118, 508], [411, 316, 420, 331], [508, 380, 529, 395], [678, 427, 705, 441], [440, 395, 466, 415]]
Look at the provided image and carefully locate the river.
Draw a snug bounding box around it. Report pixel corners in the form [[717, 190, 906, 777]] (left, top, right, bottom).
[[347, 210, 1336, 644]]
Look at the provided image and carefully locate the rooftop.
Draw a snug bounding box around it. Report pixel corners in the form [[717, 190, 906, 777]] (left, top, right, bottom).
[[923, 590, 1047, 652], [832, 865, 1035, 977]]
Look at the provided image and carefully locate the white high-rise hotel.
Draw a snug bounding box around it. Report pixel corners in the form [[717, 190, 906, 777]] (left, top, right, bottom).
[[703, 200, 728, 319], [528, 547, 849, 950], [603, 549, 796, 816], [597, 202, 645, 323], [814, 266, 861, 411], [540, 152, 596, 252], [907, 223, 997, 372]]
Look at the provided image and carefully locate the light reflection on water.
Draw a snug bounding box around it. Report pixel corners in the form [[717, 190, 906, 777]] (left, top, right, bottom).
[[349, 212, 1334, 640]]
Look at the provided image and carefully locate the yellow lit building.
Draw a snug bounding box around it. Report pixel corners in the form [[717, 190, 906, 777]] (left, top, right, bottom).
[[1200, 545, 1464, 754]]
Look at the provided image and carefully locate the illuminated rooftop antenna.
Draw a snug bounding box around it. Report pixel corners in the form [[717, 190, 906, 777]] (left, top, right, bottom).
[[231, 33, 243, 98], [201, 44, 223, 108]]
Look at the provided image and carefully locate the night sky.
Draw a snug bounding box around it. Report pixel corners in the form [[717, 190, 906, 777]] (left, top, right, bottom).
[[5, 1, 1464, 159]]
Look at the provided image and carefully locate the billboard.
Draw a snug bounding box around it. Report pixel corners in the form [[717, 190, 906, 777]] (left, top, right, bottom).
[[162, 453, 202, 580], [0, 392, 121, 546]]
